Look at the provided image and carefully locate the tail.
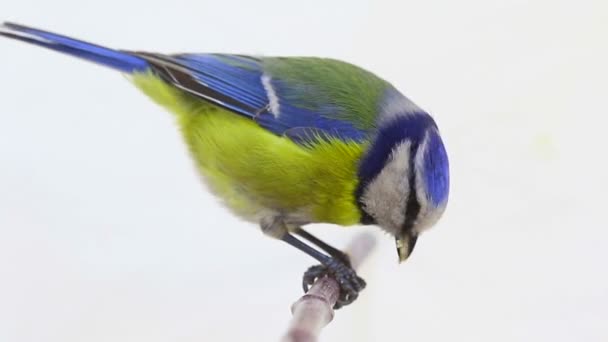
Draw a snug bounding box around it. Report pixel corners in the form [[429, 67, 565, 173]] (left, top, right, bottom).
[[0, 22, 149, 73]]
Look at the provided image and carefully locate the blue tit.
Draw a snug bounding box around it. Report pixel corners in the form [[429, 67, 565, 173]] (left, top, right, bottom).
[[0, 22, 450, 308]]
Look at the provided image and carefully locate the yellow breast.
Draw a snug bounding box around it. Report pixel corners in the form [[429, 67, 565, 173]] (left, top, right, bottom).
[[132, 72, 363, 226]]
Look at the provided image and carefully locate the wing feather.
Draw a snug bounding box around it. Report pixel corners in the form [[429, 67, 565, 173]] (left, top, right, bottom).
[[134, 53, 389, 143]]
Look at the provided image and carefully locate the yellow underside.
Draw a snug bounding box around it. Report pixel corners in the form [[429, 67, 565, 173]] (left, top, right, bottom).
[[131, 72, 363, 225]]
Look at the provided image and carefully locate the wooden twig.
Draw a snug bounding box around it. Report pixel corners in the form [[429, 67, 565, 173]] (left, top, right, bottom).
[[281, 233, 377, 342]]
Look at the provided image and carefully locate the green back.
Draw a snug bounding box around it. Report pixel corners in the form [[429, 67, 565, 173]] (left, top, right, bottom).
[[263, 57, 390, 130]]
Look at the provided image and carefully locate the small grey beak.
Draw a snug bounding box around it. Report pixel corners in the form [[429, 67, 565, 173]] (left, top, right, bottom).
[[396, 232, 418, 263]]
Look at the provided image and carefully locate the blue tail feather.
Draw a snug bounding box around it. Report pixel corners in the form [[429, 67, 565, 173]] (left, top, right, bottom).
[[0, 22, 149, 73]]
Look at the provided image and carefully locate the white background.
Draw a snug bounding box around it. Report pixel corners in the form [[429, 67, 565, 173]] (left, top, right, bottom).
[[1, 0, 607, 341]]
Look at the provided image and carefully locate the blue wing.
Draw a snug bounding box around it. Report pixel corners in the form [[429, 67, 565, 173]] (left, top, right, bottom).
[[136, 53, 371, 144], [0, 22, 384, 144]]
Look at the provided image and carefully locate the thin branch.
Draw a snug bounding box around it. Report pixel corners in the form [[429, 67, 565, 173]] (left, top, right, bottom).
[[281, 233, 377, 342]]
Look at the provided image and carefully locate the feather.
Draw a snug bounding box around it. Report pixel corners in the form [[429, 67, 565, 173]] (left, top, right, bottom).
[[0, 22, 148, 72], [0, 22, 404, 145], [143, 54, 377, 143], [421, 128, 450, 206]]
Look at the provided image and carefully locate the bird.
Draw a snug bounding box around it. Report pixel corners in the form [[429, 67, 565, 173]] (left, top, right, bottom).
[[0, 22, 450, 308]]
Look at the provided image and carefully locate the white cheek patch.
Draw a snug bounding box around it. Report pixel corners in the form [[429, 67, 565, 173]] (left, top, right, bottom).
[[413, 130, 447, 233], [261, 74, 281, 117], [361, 142, 412, 236]]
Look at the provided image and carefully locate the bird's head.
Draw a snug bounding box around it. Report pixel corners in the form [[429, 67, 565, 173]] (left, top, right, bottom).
[[356, 109, 449, 263]]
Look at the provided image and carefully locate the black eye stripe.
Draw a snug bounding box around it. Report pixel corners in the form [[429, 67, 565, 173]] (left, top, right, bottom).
[[402, 144, 421, 232]]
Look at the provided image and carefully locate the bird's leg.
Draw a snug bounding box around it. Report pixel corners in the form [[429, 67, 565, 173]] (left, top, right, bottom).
[[293, 227, 351, 267], [260, 217, 365, 308], [280, 233, 366, 309]]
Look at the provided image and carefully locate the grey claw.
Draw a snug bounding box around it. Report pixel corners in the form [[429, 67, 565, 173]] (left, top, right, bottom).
[[301, 260, 366, 309]]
